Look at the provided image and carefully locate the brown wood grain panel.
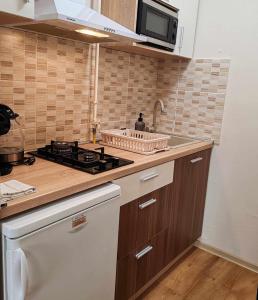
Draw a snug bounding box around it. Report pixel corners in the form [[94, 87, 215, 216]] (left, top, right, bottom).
[[148, 229, 169, 279], [102, 42, 180, 60], [101, 0, 138, 31], [167, 149, 212, 261], [115, 254, 137, 300], [117, 200, 138, 260], [191, 149, 212, 241], [135, 230, 169, 293], [136, 186, 170, 249], [136, 245, 152, 292]]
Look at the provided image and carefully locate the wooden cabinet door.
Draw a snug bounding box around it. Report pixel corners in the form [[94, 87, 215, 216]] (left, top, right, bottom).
[[135, 229, 168, 292], [117, 199, 138, 260], [116, 229, 169, 299], [101, 0, 138, 31], [148, 229, 169, 279], [167, 149, 211, 260], [136, 186, 170, 249], [117, 186, 170, 259], [116, 254, 137, 300], [190, 149, 211, 241], [116, 186, 171, 299]]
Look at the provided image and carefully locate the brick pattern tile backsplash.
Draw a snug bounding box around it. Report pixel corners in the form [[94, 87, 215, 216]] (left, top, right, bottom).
[[157, 58, 230, 143], [0, 28, 95, 150], [99, 48, 230, 144], [0, 27, 230, 149], [97, 48, 158, 131]]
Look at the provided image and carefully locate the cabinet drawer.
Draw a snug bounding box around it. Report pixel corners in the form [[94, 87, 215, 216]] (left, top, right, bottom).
[[136, 187, 170, 249], [135, 229, 168, 292], [115, 230, 168, 300], [117, 185, 170, 259], [113, 161, 174, 206]]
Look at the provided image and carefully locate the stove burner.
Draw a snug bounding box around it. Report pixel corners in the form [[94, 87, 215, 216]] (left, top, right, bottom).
[[51, 141, 75, 154], [30, 141, 134, 175], [83, 152, 96, 162]]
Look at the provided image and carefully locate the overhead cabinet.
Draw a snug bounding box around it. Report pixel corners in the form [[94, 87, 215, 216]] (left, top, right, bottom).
[[0, 0, 34, 24], [173, 0, 199, 58], [101, 0, 199, 59], [101, 0, 138, 31]]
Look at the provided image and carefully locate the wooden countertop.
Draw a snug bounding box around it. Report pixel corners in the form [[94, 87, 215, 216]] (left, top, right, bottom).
[[0, 141, 213, 220]]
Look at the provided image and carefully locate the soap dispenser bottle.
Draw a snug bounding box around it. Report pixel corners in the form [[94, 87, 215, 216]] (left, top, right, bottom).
[[135, 113, 145, 131]]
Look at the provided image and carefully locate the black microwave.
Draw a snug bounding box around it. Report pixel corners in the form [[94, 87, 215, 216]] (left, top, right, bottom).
[[136, 0, 178, 51]]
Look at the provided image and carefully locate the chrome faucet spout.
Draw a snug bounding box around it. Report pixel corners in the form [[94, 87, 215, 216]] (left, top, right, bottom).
[[152, 100, 166, 132]]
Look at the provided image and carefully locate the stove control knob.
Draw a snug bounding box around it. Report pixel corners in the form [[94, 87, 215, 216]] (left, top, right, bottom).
[[99, 160, 107, 171], [112, 157, 120, 167]]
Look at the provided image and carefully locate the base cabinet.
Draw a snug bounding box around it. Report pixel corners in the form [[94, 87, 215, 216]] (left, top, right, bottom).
[[115, 186, 170, 300], [166, 149, 211, 263], [116, 229, 169, 300], [115, 148, 212, 299]]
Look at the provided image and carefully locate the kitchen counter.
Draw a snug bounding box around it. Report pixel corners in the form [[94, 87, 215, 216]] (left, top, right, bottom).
[[0, 141, 213, 220]]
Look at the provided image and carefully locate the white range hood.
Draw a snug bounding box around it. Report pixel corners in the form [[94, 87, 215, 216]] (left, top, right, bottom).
[[9, 0, 146, 44]]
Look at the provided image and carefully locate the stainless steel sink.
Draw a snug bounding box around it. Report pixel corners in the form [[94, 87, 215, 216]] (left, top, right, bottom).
[[157, 133, 210, 149]]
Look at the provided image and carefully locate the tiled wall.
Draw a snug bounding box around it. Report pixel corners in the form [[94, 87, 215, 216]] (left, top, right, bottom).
[[0, 28, 95, 150], [97, 48, 158, 130], [98, 48, 230, 144], [157, 58, 230, 143], [0, 27, 230, 150]]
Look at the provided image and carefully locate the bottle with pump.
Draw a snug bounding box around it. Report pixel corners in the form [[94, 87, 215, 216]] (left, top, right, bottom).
[[135, 113, 145, 131]]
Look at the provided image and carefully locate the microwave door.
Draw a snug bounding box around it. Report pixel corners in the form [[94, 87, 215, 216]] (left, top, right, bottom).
[[141, 5, 171, 42], [137, 0, 178, 50]]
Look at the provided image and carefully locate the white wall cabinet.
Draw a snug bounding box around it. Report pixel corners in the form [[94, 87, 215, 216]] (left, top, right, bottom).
[[174, 0, 199, 58], [0, 0, 34, 19], [160, 0, 182, 10]]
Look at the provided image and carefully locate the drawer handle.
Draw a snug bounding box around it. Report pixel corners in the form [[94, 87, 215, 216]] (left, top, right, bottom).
[[135, 246, 153, 260], [191, 157, 203, 164], [139, 198, 157, 210], [140, 173, 159, 182]]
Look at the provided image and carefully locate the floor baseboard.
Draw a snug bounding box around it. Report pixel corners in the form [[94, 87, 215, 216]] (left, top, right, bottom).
[[195, 241, 258, 274]]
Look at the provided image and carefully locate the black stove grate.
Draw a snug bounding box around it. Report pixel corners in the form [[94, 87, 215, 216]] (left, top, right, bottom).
[[30, 141, 134, 175]]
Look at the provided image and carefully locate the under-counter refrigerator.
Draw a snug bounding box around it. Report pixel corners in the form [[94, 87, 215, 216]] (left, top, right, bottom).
[[1, 183, 121, 300]]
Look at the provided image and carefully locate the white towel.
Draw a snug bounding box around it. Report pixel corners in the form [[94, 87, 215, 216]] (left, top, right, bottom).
[[0, 180, 36, 207]]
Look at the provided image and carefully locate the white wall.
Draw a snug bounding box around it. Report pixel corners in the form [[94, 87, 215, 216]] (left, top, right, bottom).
[[194, 0, 258, 265]]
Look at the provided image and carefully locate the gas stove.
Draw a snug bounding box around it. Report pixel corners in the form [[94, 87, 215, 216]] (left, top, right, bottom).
[[30, 141, 134, 175]]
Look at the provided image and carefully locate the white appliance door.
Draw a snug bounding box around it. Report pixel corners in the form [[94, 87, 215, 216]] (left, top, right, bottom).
[[4, 198, 120, 300]]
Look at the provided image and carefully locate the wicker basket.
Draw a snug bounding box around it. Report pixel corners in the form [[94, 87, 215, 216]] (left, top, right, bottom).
[[100, 129, 170, 155]]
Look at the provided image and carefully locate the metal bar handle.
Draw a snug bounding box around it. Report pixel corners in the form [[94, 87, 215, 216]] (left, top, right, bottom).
[[191, 157, 203, 164], [135, 246, 153, 260], [19, 248, 29, 300], [179, 26, 184, 50], [6, 248, 29, 300], [139, 198, 157, 210], [140, 173, 159, 182]]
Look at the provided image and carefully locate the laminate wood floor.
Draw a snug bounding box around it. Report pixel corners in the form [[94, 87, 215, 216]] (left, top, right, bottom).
[[141, 248, 258, 300]]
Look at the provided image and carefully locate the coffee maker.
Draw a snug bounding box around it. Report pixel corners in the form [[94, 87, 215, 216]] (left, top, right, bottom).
[[0, 104, 35, 176]]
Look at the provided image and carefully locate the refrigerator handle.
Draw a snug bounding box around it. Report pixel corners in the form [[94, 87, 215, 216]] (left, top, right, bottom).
[[6, 249, 29, 300], [19, 249, 29, 300]]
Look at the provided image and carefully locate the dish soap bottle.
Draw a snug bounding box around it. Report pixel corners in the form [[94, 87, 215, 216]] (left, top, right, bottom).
[[135, 113, 145, 131]]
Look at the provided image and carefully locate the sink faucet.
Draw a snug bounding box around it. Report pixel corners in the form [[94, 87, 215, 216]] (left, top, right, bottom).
[[152, 100, 166, 132]]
